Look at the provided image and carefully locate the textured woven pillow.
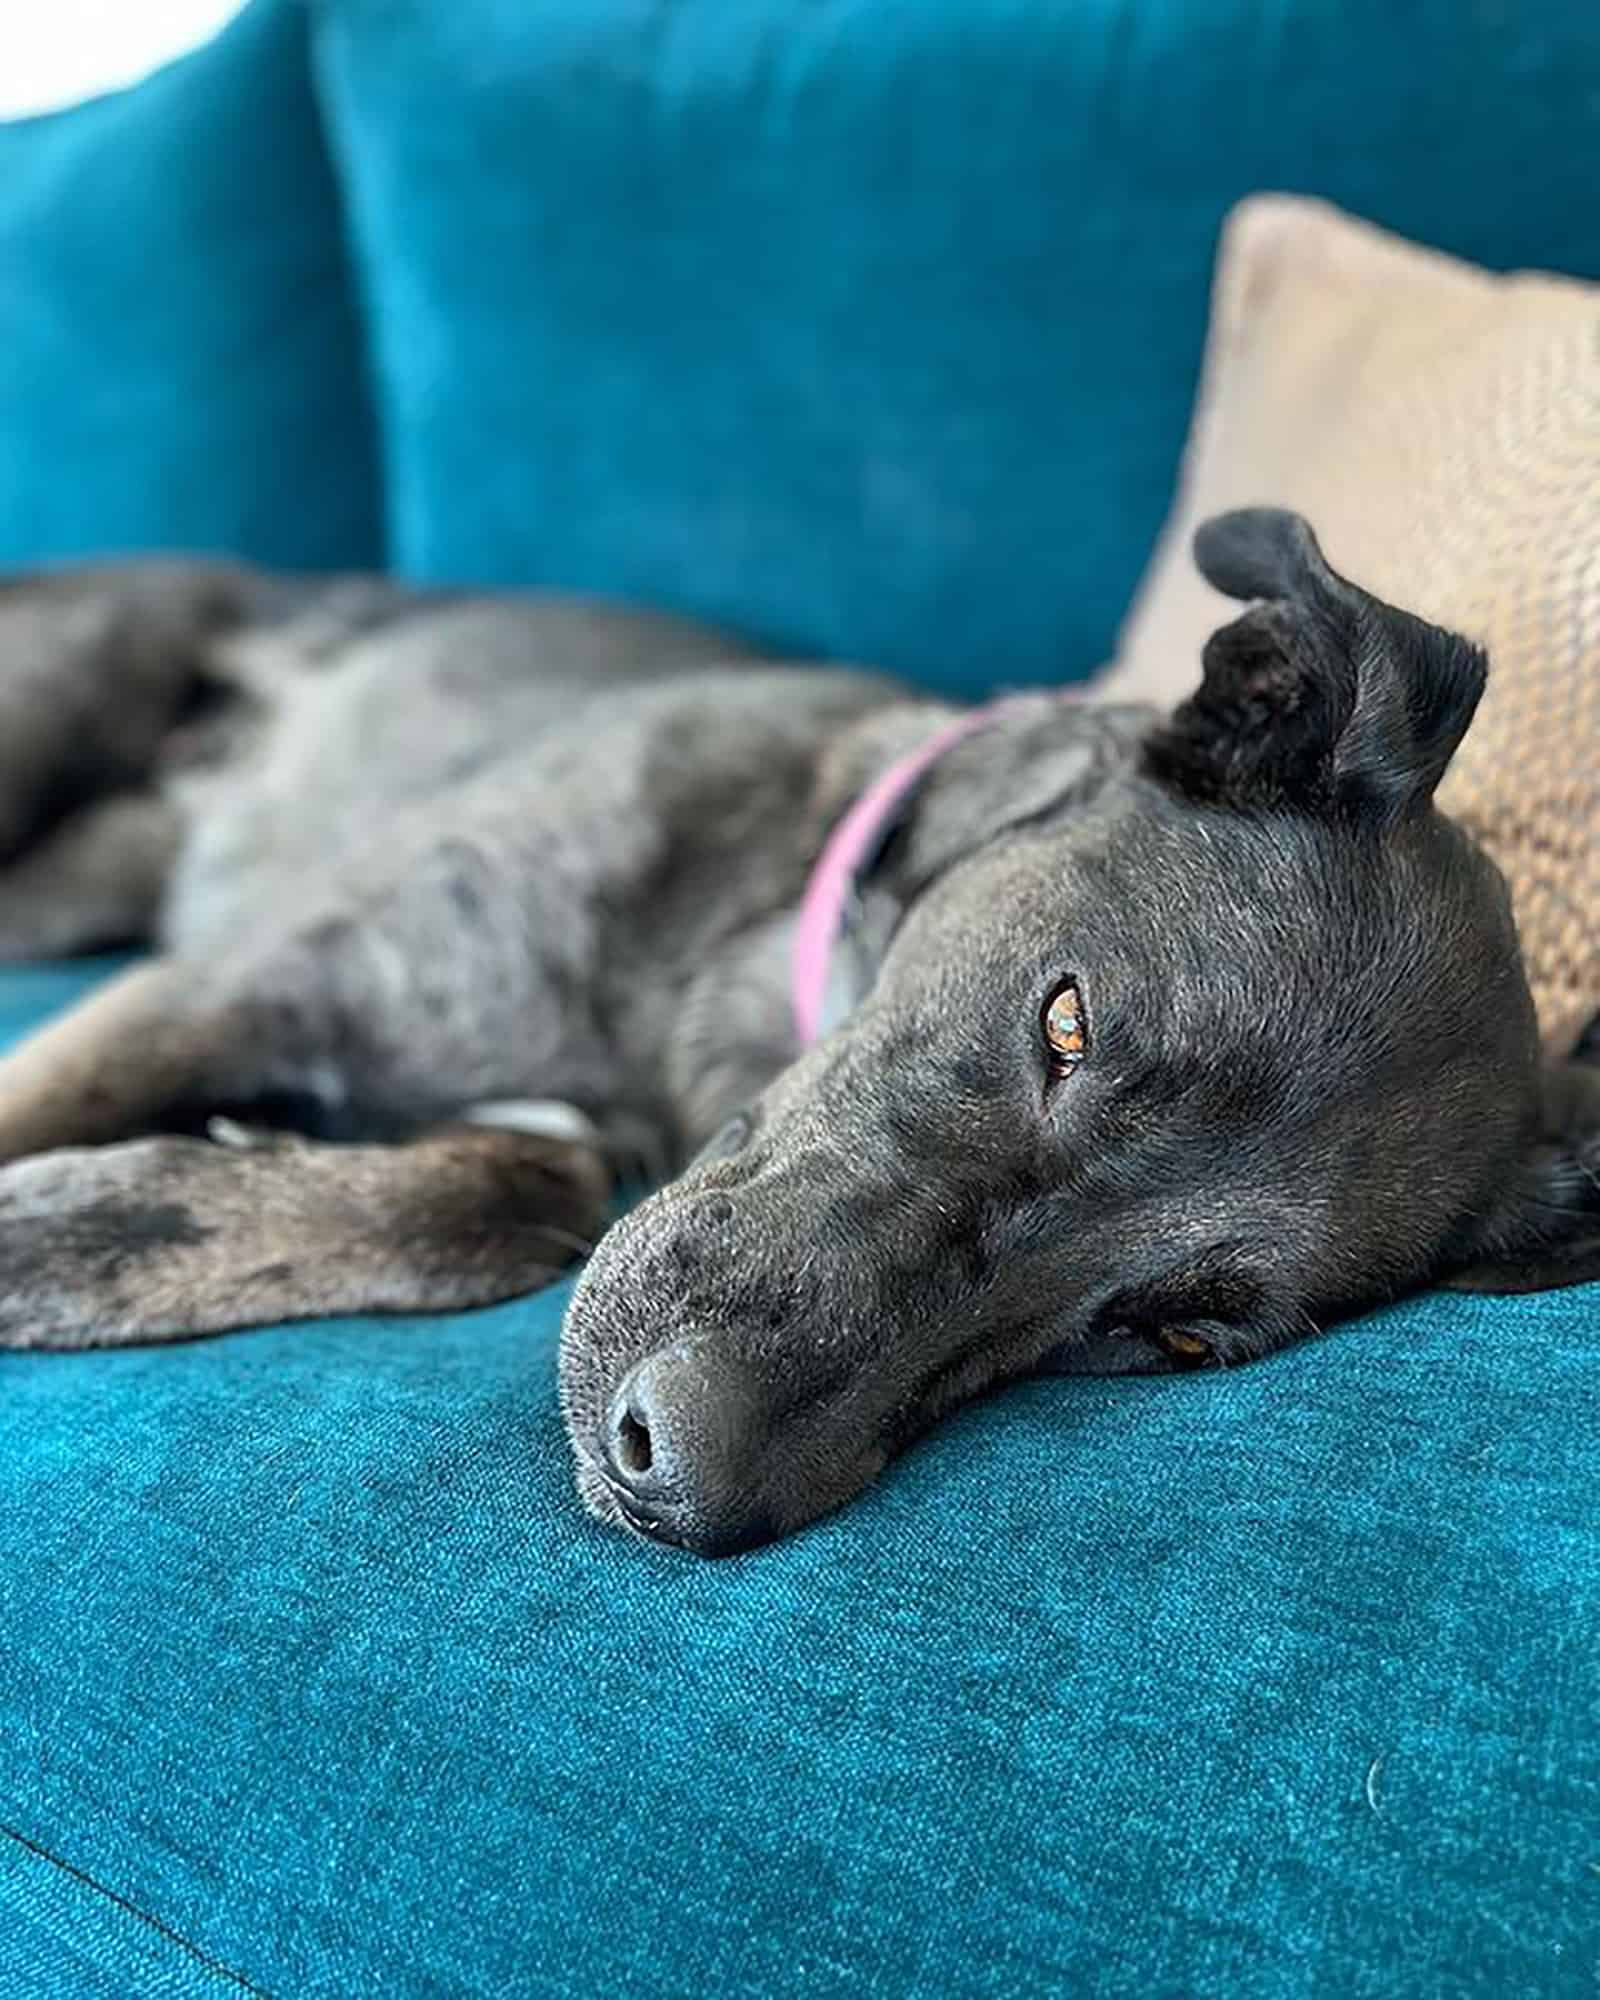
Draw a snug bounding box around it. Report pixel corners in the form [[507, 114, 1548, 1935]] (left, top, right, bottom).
[[1104, 197, 1600, 1055]]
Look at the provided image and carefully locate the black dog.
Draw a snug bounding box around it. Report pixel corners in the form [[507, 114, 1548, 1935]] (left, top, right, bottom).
[[0, 510, 1593, 1553]]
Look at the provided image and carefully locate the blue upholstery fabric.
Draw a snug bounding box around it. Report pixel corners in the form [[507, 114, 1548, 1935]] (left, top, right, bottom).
[[1, 960, 1597, 1996], [311, 0, 1600, 696], [0, 0, 380, 572]]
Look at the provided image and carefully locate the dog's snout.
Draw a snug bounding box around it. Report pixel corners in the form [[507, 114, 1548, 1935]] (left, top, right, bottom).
[[661, 1193, 737, 1274], [598, 1340, 770, 1555]]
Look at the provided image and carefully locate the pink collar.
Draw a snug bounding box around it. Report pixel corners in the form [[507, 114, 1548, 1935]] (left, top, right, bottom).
[[791, 703, 1014, 1046]]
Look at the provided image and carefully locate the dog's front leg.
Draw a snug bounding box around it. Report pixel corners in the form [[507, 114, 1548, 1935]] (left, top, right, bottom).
[[0, 960, 240, 1163], [0, 949, 350, 1164], [0, 1121, 609, 1349]]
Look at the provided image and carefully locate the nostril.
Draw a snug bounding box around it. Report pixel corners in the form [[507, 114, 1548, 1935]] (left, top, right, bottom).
[[598, 1341, 770, 1546], [604, 1370, 667, 1494], [615, 1406, 653, 1476]]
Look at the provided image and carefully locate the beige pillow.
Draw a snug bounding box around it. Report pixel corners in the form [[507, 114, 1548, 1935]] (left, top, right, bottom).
[[1103, 196, 1600, 1055]]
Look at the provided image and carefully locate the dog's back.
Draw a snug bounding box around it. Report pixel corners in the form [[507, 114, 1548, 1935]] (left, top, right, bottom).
[[165, 588, 775, 954]]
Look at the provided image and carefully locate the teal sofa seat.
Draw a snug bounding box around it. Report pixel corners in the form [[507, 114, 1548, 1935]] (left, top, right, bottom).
[[3, 960, 1597, 1998], [3, 2, 1598, 1992]]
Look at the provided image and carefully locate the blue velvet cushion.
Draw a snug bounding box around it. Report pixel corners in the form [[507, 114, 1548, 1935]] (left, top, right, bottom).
[[0, 0, 381, 572], [1, 959, 1597, 1995], [310, 0, 1600, 696]]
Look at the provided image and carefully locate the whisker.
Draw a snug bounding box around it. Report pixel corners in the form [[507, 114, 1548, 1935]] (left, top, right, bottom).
[[528, 1223, 598, 1259]]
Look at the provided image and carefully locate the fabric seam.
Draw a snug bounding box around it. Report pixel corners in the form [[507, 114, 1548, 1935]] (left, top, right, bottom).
[[0, 1820, 270, 1997]]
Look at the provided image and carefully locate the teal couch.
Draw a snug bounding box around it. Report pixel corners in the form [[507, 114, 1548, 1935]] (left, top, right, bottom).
[[3, 5, 1598, 1994]]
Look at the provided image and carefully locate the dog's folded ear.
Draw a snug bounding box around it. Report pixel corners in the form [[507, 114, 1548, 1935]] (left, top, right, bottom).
[[1144, 507, 1487, 820], [1443, 1060, 1600, 1292]]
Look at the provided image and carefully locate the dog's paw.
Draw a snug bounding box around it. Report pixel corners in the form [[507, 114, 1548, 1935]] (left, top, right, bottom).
[[0, 1139, 219, 1350]]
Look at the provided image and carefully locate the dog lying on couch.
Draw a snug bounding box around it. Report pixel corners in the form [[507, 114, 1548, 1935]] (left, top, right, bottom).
[[0, 509, 1594, 1552]]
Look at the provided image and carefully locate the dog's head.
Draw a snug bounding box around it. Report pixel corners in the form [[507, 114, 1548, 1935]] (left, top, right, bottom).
[[562, 510, 1600, 1553]]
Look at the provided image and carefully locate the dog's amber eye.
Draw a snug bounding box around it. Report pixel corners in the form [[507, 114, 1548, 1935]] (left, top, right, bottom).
[[1042, 980, 1088, 1073]]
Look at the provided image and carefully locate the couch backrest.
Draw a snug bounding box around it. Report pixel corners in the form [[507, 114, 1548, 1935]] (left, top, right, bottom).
[[9, 1, 1599, 697], [311, 0, 1600, 695], [0, 0, 381, 574]]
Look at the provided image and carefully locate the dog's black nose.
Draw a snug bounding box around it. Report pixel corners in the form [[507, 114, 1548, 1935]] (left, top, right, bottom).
[[599, 1341, 770, 1555]]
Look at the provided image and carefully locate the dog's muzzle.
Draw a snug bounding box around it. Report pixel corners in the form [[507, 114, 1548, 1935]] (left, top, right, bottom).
[[589, 1333, 776, 1555]]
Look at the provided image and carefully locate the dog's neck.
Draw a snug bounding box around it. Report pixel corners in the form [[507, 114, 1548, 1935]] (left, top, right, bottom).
[[796, 692, 1154, 1039], [793, 702, 1012, 1043]]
